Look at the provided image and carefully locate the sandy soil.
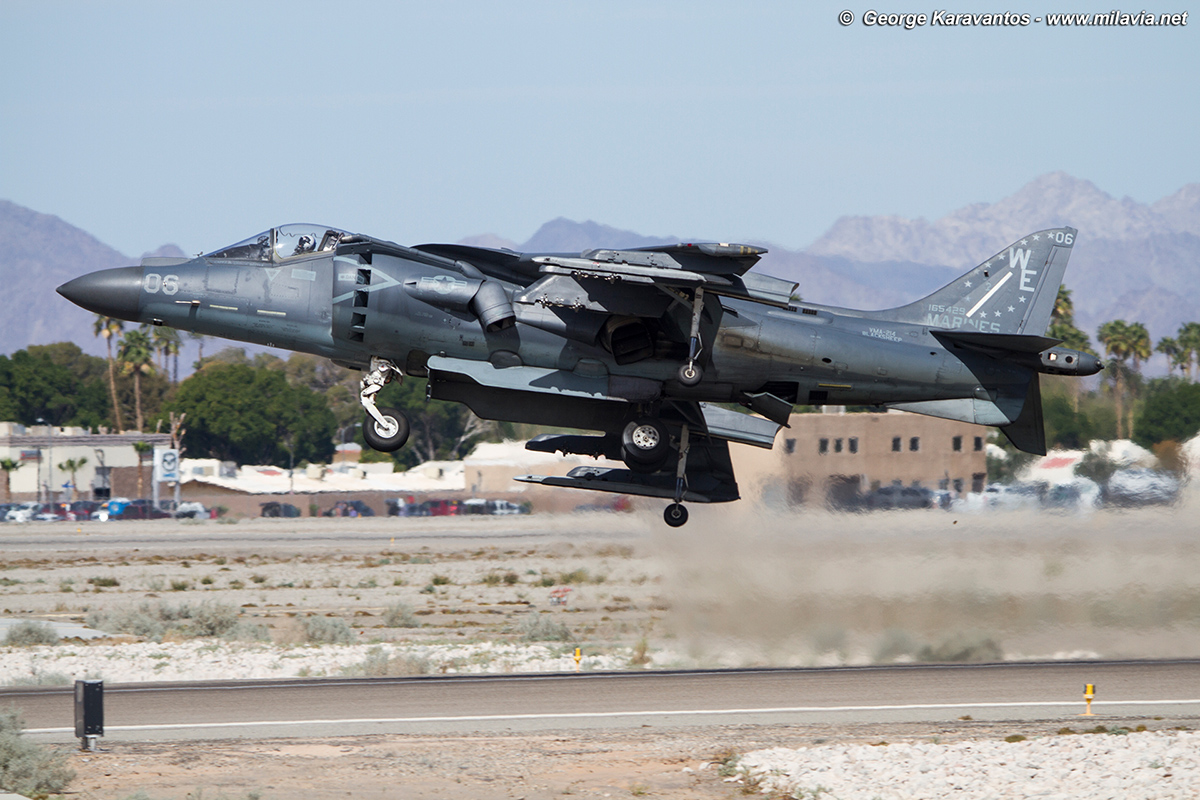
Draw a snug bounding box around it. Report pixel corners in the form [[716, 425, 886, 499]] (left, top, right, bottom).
[[63, 717, 1194, 800], [2, 504, 1198, 798]]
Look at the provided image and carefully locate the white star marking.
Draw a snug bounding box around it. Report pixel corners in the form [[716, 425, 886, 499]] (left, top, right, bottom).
[[1008, 305, 1015, 312], [1019, 296, 1027, 303], [994, 311, 1001, 317], [1033, 234, 1041, 241], [1020, 239, 1028, 245], [964, 280, 973, 288]]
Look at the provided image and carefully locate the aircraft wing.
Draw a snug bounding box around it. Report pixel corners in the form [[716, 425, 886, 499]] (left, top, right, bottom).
[[414, 242, 798, 312], [526, 250, 798, 310]]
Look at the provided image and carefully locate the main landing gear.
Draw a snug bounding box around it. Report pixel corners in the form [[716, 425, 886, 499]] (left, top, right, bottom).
[[621, 417, 694, 528], [359, 356, 409, 452]]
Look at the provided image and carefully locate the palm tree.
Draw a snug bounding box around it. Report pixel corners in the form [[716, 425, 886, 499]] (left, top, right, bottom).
[[132, 441, 153, 499], [151, 326, 182, 383], [117, 329, 156, 432], [1048, 286, 1096, 411], [1098, 319, 1151, 439], [189, 331, 209, 371], [57, 457, 87, 502], [93, 315, 126, 432], [1156, 337, 1188, 377], [1178, 322, 1200, 382], [0, 458, 22, 504]]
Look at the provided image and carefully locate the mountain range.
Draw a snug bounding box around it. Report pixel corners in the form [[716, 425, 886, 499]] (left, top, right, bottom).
[[4, 172, 1199, 366]]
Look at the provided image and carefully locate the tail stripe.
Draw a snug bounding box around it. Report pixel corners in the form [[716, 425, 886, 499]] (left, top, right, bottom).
[[966, 272, 1011, 318]]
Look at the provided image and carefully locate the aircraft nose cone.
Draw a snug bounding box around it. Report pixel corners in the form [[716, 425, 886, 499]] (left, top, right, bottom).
[[1080, 353, 1103, 376], [57, 266, 144, 321]]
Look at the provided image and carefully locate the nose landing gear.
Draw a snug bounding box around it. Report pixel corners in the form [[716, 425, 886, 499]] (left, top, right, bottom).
[[359, 356, 410, 452]]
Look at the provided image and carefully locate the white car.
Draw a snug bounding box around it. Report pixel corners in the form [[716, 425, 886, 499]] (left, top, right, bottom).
[[5, 502, 42, 522]]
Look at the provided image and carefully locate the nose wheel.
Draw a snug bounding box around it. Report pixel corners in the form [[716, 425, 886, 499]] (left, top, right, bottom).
[[358, 356, 409, 452]]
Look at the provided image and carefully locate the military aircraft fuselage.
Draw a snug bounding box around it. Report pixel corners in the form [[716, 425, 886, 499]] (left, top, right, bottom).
[[58, 223, 1101, 527]]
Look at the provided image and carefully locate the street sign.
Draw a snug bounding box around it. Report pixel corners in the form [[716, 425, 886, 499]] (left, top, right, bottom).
[[154, 448, 179, 483]]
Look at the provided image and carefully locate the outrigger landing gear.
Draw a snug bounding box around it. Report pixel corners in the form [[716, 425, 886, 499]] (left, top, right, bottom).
[[663, 424, 691, 528], [677, 286, 705, 387], [359, 356, 410, 452]]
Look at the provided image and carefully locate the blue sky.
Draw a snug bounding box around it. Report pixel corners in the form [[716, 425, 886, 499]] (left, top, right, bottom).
[[2, 1, 1196, 257]]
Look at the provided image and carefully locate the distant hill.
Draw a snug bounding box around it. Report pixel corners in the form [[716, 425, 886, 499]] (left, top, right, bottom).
[[800, 172, 1200, 341], [5, 172, 1199, 361]]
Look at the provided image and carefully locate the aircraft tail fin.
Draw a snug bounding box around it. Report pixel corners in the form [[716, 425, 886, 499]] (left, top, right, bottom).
[[882, 227, 1077, 336]]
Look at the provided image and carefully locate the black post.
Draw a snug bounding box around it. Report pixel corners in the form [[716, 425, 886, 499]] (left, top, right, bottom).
[[73, 679, 103, 750]]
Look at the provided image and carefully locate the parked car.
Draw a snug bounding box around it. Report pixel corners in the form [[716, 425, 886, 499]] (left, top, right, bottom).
[[323, 500, 376, 517], [1105, 468, 1180, 507], [174, 501, 208, 519], [981, 482, 1043, 511], [68, 500, 102, 519], [1041, 479, 1101, 513], [260, 501, 301, 518], [111, 503, 171, 520], [5, 502, 42, 522], [90, 498, 133, 521], [862, 485, 938, 511]]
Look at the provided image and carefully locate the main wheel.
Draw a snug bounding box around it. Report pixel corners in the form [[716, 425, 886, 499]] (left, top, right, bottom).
[[677, 363, 703, 386], [664, 503, 688, 527], [362, 407, 410, 452], [622, 418, 670, 466]]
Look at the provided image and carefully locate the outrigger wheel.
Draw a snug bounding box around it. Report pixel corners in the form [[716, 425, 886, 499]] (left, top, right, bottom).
[[664, 503, 688, 528], [677, 362, 703, 386], [362, 406, 410, 452]]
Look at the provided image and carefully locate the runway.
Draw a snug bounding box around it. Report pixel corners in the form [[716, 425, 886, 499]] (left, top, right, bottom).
[[6, 660, 1198, 743]]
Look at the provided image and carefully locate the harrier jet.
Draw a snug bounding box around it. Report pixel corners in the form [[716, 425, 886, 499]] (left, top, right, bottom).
[[58, 224, 1100, 526]]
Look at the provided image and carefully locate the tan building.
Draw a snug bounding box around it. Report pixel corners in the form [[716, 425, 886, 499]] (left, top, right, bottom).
[[730, 408, 989, 508], [0, 422, 171, 502]]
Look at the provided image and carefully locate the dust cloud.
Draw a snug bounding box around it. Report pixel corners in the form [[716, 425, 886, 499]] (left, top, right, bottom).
[[646, 495, 1200, 667]]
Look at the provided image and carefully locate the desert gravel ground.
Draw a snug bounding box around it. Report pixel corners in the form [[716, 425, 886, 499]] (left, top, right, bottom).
[[1, 503, 1198, 798]]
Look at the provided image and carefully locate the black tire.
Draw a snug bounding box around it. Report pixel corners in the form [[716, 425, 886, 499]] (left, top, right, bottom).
[[362, 407, 410, 452], [622, 418, 670, 465], [677, 363, 703, 386], [664, 503, 689, 527]]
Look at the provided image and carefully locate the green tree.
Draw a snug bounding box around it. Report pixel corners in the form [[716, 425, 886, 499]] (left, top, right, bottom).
[[1048, 286, 1096, 411], [132, 441, 153, 499], [117, 328, 156, 432], [151, 326, 182, 383], [1177, 322, 1200, 381], [0, 347, 102, 424], [94, 315, 126, 431], [56, 457, 87, 502], [167, 363, 336, 465], [371, 377, 497, 469], [1097, 319, 1151, 439], [1156, 336, 1187, 377], [0, 458, 22, 503], [1133, 379, 1200, 449]]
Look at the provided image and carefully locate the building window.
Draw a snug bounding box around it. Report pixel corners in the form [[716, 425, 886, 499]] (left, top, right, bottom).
[[909, 436, 920, 452], [972, 472, 986, 493], [892, 436, 902, 452], [784, 438, 796, 454], [834, 438, 843, 453], [939, 478, 949, 490], [848, 437, 858, 454], [819, 438, 829, 455], [954, 478, 964, 493], [974, 436, 984, 452], [952, 435, 962, 452]]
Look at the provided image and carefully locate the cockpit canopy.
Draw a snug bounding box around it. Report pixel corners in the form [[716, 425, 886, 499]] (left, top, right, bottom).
[[206, 224, 350, 262]]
